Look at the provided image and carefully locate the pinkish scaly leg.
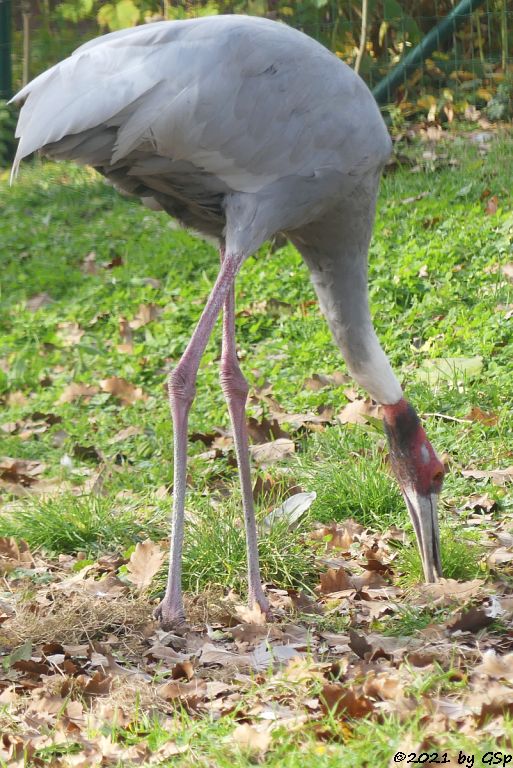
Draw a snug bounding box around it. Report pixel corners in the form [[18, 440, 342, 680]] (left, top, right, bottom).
[[155, 251, 245, 630], [219, 249, 270, 616]]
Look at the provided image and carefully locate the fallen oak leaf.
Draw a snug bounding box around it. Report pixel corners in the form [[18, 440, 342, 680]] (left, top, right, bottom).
[[319, 566, 354, 595], [460, 466, 513, 486], [249, 438, 295, 465], [311, 519, 364, 551], [475, 650, 513, 682], [448, 606, 494, 633], [158, 679, 207, 705], [171, 661, 195, 681], [348, 629, 373, 660], [337, 398, 382, 426], [0, 537, 34, 573], [247, 415, 289, 443], [413, 578, 488, 607], [57, 321, 85, 347], [0, 457, 46, 487], [320, 683, 374, 719], [57, 382, 99, 404], [305, 371, 350, 391], [76, 670, 113, 696], [231, 724, 271, 755], [462, 493, 498, 513], [128, 303, 162, 330], [100, 377, 146, 406], [465, 406, 498, 426], [487, 547, 513, 569], [125, 540, 165, 591], [108, 426, 143, 444]]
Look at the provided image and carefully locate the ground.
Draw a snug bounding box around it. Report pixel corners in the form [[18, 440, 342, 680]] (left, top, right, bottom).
[[0, 120, 513, 767]]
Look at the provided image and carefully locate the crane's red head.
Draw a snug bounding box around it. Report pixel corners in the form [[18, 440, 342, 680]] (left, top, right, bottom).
[[382, 398, 444, 583]]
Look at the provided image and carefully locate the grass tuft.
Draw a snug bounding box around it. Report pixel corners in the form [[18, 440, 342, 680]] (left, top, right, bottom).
[[394, 525, 485, 585], [159, 492, 319, 595], [0, 493, 162, 554]]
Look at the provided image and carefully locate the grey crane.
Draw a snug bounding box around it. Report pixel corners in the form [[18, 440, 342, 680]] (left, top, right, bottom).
[[11, 14, 444, 629]]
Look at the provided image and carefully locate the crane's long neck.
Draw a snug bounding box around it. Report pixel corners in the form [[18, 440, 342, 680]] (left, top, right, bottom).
[[289, 186, 403, 405]]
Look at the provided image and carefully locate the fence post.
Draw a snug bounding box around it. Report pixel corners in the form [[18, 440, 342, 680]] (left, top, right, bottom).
[[0, 0, 12, 99]]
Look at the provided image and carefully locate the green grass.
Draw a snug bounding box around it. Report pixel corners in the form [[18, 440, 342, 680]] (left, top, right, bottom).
[[394, 525, 485, 585], [2, 132, 513, 766], [2, 137, 513, 579], [0, 493, 164, 554]]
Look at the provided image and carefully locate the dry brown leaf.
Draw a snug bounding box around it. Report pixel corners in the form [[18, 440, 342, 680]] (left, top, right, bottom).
[[337, 398, 381, 425], [502, 263, 513, 281], [77, 670, 113, 696], [475, 651, 513, 682], [26, 292, 52, 311], [414, 578, 487, 606], [100, 377, 146, 405], [231, 724, 271, 755], [57, 382, 99, 404], [171, 661, 195, 681], [466, 406, 498, 426], [319, 566, 353, 594], [0, 457, 46, 487], [108, 426, 143, 444], [247, 415, 289, 443], [199, 642, 252, 669], [461, 466, 513, 486], [129, 303, 162, 330], [348, 629, 374, 660], [320, 683, 374, 719], [158, 679, 206, 704], [6, 391, 28, 407], [304, 372, 350, 391], [448, 606, 494, 633], [487, 547, 513, 568], [249, 438, 295, 465], [234, 602, 268, 625], [485, 195, 499, 215], [57, 321, 85, 346], [0, 537, 33, 573], [463, 493, 498, 513], [311, 520, 364, 551], [125, 540, 165, 591]]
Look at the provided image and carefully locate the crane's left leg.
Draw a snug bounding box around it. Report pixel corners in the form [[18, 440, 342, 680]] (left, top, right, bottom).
[[155, 251, 246, 630], [219, 249, 270, 616]]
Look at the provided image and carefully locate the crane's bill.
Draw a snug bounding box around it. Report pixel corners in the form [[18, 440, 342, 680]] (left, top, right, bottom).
[[402, 489, 442, 583]]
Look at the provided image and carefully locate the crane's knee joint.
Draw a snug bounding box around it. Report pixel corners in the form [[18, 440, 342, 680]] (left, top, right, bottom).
[[220, 359, 249, 402], [168, 366, 196, 406]]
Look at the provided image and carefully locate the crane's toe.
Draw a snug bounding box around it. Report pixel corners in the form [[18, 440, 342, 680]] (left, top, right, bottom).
[[249, 588, 274, 621], [154, 600, 189, 632]]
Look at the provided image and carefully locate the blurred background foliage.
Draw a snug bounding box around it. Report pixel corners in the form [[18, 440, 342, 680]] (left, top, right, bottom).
[[0, 0, 512, 166], [7, 0, 513, 100]]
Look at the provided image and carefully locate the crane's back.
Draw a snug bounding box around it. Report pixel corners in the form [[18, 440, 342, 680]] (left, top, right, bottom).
[[11, 15, 391, 251]]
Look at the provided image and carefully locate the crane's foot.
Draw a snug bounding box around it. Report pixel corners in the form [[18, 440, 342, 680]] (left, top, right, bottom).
[[154, 599, 188, 632], [249, 587, 274, 621]]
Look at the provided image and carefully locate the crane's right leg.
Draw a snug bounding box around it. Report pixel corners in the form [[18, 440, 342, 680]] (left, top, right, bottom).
[[219, 248, 270, 617], [155, 251, 245, 630]]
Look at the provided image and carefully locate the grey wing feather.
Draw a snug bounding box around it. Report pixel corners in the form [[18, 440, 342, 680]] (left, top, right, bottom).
[[12, 16, 388, 177], [11, 15, 391, 251]]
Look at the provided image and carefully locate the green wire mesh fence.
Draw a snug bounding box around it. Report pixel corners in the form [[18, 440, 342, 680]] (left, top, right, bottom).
[[1, 1, 512, 105]]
